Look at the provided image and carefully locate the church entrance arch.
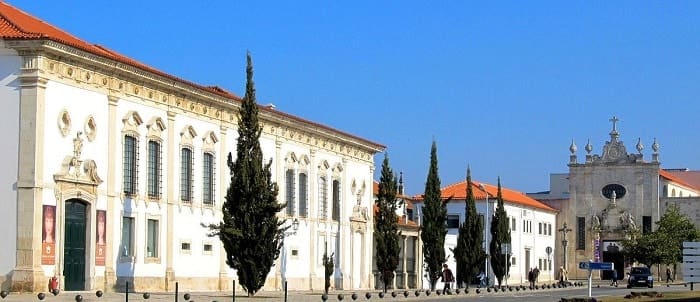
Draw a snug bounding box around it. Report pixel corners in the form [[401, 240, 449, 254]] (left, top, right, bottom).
[[601, 241, 624, 280], [63, 199, 87, 291]]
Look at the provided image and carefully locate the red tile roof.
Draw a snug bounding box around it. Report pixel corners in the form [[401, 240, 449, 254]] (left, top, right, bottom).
[[0, 2, 385, 150], [660, 169, 699, 191], [415, 180, 557, 212]]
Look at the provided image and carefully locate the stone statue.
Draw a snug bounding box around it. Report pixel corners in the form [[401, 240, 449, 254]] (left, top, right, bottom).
[[73, 131, 84, 159], [592, 214, 601, 230]]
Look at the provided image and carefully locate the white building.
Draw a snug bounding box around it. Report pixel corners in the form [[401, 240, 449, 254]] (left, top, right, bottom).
[[0, 2, 383, 292], [413, 179, 558, 288]]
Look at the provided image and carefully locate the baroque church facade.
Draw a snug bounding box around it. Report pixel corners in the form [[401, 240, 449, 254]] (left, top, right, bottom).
[[0, 2, 383, 293]]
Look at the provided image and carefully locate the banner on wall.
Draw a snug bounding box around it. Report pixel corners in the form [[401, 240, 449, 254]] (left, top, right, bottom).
[[41, 205, 56, 265], [96, 210, 106, 266]]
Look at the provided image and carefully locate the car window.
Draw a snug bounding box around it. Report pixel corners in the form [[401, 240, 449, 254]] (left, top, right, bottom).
[[631, 268, 649, 274]]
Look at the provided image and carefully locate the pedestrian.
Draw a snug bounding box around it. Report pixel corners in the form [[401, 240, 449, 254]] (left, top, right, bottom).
[[610, 269, 618, 287], [533, 267, 540, 285], [558, 266, 567, 285], [477, 270, 486, 288], [441, 264, 454, 292], [666, 267, 674, 283], [528, 268, 534, 287]]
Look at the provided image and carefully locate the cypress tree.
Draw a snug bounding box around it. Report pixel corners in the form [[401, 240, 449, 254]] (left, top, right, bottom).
[[212, 53, 286, 296], [420, 141, 448, 290], [489, 177, 511, 287], [374, 153, 401, 293], [452, 167, 484, 289]]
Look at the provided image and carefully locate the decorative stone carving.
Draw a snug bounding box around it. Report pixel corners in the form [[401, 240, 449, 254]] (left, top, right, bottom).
[[54, 131, 103, 187], [146, 117, 166, 139], [202, 131, 218, 151], [84, 116, 97, 141], [57, 110, 71, 137]]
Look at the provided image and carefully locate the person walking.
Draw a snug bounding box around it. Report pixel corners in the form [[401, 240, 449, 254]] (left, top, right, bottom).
[[666, 267, 674, 283], [528, 268, 534, 288], [610, 269, 618, 287], [533, 267, 540, 285], [442, 264, 454, 292], [478, 270, 486, 288]]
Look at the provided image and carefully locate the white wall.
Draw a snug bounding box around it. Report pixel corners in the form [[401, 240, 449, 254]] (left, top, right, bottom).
[[0, 47, 20, 278]]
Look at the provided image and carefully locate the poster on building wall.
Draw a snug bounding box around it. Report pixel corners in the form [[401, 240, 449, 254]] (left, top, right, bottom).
[[41, 205, 56, 265], [96, 210, 106, 266], [594, 238, 601, 262]]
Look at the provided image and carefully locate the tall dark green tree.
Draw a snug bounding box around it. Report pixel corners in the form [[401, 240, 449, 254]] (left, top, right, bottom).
[[211, 53, 286, 296], [374, 153, 401, 293], [420, 141, 449, 290], [452, 167, 484, 288], [489, 177, 511, 287]]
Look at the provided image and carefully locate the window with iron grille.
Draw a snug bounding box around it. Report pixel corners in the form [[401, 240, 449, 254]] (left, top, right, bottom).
[[147, 140, 161, 199], [202, 152, 215, 205], [180, 147, 193, 203], [643, 216, 652, 234], [298, 172, 308, 217], [332, 179, 340, 221], [286, 169, 295, 216], [123, 135, 138, 195], [318, 177, 327, 219], [577, 216, 586, 250]]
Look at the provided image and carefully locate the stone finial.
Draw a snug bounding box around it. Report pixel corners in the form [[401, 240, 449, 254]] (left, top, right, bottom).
[[585, 139, 593, 154], [636, 137, 644, 153], [652, 138, 659, 153], [609, 116, 620, 142], [569, 139, 577, 154]]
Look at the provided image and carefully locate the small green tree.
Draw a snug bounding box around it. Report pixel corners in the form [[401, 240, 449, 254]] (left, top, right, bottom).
[[452, 167, 484, 289], [374, 153, 401, 293], [489, 178, 511, 287], [323, 249, 335, 294], [420, 141, 449, 290], [210, 53, 286, 297], [655, 204, 700, 265]]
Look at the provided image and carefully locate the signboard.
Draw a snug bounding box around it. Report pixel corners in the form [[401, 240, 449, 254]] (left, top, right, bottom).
[[578, 262, 613, 270], [683, 242, 700, 283]]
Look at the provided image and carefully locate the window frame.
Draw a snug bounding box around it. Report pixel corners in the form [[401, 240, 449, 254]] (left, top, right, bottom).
[[180, 147, 194, 203], [123, 135, 139, 196], [147, 140, 162, 200], [119, 215, 135, 262], [202, 152, 215, 206]]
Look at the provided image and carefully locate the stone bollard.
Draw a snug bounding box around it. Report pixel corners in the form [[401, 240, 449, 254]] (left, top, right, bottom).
[[143, 293, 150, 299], [337, 293, 344, 301], [75, 294, 83, 302], [0, 291, 7, 299], [425, 290, 431, 296], [378, 292, 384, 299], [96, 290, 103, 298], [365, 292, 371, 300], [321, 294, 328, 302], [37, 293, 45, 300], [51, 289, 60, 296], [391, 291, 397, 298], [184, 293, 191, 301], [414, 290, 420, 297], [403, 291, 409, 297], [351, 293, 358, 301]]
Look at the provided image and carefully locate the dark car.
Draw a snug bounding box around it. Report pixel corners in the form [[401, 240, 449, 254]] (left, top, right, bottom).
[[627, 266, 653, 288]]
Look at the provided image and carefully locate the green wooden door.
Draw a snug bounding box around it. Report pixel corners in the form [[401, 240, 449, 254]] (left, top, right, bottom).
[[63, 200, 86, 291]]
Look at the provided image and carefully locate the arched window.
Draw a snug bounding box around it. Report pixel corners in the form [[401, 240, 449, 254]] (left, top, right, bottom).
[[318, 176, 328, 219], [285, 169, 295, 216], [299, 172, 308, 217], [672, 188, 676, 197]]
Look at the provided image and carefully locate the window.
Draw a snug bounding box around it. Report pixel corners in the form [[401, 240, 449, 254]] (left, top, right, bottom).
[[447, 215, 460, 228], [121, 217, 134, 258], [286, 169, 295, 216], [548, 223, 552, 236], [479, 214, 485, 230], [298, 172, 308, 217], [332, 180, 341, 221], [202, 152, 215, 205], [180, 147, 193, 202], [511, 217, 516, 231], [123, 135, 138, 195], [318, 177, 327, 219], [511, 256, 516, 266], [539, 222, 543, 234], [539, 258, 543, 270], [146, 219, 158, 258], [181, 242, 191, 251], [643, 216, 652, 234], [577, 216, 586, 250], [147, 140, 161, 199], [203, 243, 213, 255]]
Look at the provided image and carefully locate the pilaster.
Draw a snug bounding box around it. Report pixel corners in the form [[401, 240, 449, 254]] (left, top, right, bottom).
[[308, 149, 316, 290], [165, 110, 176, 290], [104, 95, 119, 291], [12, 55, 48, 291], [218, 125, 228, 290]]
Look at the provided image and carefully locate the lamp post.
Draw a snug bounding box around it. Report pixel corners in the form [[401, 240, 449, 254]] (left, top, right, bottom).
[[282, 218, 300, 290], [479, 184, 490, 287], [558, 223, 572, 272]]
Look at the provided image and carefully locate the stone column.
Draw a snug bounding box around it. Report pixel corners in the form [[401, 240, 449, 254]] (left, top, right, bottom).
[[218, 125, 228, 291], [12, 54, 47, 292], [104, 95, 119, 291], [274, 140, 282, 290], [165, 111, 176, 290]]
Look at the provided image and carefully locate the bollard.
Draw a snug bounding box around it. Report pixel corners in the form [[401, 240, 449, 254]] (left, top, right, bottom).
[[455, 288, 460, 294], [37, 292, 45, 300], [184, 293, 191, 301], [96, 290, 103, 298], [337, 293, 344, 301], [403, 291, 409, 297], [425, 289, 430, 296], [284, 281, 288, 302], [51, 288, 60, 296], [476, 288, 480, 294], [232, 280, 235, 302], [175, 282, 179, 302], [414, 290, 420, 297], [351, 292, 358, 300], [320, 294, 327, 302], [365, 292, 371, 300], [75, 294, 83, 302], [378, 292, 384, 299], [126, 281, 130, 302], [0, 291, 7, 299], [143, 293, 150, 299]]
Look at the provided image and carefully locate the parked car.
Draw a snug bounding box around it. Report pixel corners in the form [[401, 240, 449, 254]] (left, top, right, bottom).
[[627, 266, 653, 288]]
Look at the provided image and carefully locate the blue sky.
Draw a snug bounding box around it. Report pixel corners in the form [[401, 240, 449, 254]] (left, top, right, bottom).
[[12, 1, 700, 195]]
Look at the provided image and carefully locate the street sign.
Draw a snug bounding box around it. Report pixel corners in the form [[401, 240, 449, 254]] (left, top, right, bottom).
[[589, 262, 614, 270], [578, 262, 613, 270]]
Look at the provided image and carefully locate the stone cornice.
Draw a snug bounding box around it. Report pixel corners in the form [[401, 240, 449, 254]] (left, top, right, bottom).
[[4, 39, 382, 163]]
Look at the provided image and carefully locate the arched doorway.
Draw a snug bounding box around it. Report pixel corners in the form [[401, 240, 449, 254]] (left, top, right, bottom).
[[64, 199, 87, 291]]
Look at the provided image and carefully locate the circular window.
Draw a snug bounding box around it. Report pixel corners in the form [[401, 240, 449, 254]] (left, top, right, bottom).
[[602, 184, 626, 199]]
